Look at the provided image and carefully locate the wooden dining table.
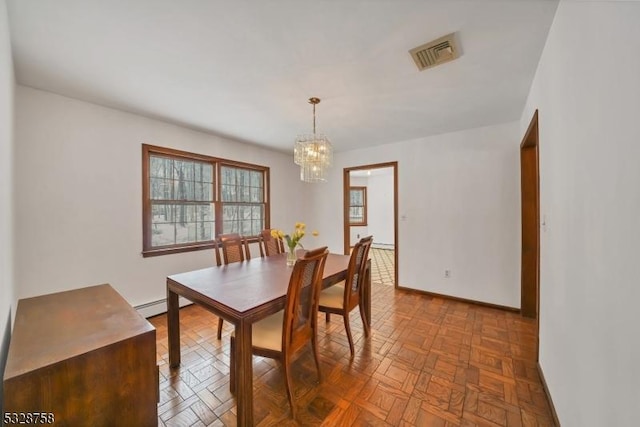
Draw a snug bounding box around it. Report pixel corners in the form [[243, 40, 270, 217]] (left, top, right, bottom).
[[166, 252, 371, 427]]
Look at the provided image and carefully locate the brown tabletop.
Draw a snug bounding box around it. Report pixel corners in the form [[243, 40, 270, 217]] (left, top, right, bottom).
[[166, 252, 371, 427]]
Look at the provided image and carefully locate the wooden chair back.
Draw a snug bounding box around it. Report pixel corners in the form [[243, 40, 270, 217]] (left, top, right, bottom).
[[343, 236, 373, 311], [282, 247, 328, 355], [212, 240, 222, 266], [260, 229, 284, 257], [219, 233, 250, 264]]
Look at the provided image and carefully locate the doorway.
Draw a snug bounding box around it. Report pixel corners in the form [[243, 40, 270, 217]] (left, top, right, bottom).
[[520, 110, 540, 357], [343, 162, 398, 288]]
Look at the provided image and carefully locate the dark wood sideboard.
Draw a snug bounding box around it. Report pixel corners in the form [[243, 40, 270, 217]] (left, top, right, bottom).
[[3, 284, 158, 426]]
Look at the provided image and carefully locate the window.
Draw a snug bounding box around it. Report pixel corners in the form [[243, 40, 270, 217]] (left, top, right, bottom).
[[349, 186, 367, 225], [220, 165, 265, 236], [142, 144, 269, 257], [148, 154, 215, 247]]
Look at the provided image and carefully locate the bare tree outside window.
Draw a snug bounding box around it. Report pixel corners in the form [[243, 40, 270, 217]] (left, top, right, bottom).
[[221, 166, 265, 236], [149, 155, 214, 247], [142, 145, 269, 257]]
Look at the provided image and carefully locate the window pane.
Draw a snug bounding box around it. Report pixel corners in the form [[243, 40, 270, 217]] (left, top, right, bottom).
[[150, 156, 172, 179], [250, 187, 261, 203], [150, 177, 169, 200], [223, 204, 238, 221], [194, 182, 212, 201], [222, 204, 238, 234], [239, 206, 251, 237], [151, 202, 214, 246], [195, 205, 214, 241], [222, 203, 264, 236], [151, 156, 213, 203], [252, 205, 264, 235], [222, 167, 234, 186], [350, 189, 363, 205], [241, 186, 250, 203], [173, 180, 187, 200], [251, 171, 262, 187], [222, 184, 234, 201], [251, 205, 263, 218], [202, 164, 213, 183], [151, 203, 175, 246], [350, 207, 363, 223], [221, 166, 264, 204], [241, 219, 251, 236], [172, 160, 188, 180]]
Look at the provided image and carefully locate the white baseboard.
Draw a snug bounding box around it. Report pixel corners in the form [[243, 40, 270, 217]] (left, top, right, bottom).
[[135, 297, 194, 318]]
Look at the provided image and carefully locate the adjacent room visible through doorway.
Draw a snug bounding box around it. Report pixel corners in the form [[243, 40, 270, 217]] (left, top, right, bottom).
[[344, 163, 398, 288]]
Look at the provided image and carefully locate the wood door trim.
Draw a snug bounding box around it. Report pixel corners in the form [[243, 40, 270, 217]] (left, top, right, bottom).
[[343, 162, 398, 288], [520, 109, 540, 358]]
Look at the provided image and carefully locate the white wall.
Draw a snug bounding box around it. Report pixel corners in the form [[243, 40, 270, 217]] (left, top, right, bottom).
[[13, 86, 311, 309], [522, 2, 640, 425], [310, 121, 521, 308], [367, 170, 394, 246], [0, 0, 15, 406]]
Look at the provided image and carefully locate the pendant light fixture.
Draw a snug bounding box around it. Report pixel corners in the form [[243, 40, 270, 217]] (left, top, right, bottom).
[[293, 97, 333, 182]]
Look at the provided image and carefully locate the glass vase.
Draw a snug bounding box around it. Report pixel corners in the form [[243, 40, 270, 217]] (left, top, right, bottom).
[[286, 247, 297, 267]]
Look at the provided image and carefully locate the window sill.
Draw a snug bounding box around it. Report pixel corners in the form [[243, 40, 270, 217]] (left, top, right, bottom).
[[142, 242, 217, 258]]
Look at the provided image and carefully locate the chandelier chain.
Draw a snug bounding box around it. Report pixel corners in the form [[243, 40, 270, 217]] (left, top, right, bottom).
[[309, 97, 320, 135]]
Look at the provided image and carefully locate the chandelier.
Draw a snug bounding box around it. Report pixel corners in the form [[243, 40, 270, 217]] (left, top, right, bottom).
[[294, 97, 333, 182]]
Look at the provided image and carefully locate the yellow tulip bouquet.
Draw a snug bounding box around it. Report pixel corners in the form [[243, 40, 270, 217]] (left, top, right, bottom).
[[271, 222, 319, 265]]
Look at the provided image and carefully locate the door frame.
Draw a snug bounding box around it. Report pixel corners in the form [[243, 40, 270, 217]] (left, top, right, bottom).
[[520, 110, 540, 356], [343, 161, 398, 288]]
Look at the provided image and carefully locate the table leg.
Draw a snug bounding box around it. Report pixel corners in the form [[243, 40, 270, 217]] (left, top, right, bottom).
[[235, 320, 253, 426], [167, 285, 181, 368]]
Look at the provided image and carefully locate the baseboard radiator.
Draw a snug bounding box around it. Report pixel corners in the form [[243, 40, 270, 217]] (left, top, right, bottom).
[[135, 297, 193, 318], [371, 242, 394, 249]]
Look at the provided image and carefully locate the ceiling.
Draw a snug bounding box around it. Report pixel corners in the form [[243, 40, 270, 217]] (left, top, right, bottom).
[[6, 0, 558, 154]]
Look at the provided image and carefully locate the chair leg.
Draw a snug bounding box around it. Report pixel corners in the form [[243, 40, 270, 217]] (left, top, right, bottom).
[[229, 335, 236, 394], [282, 355, 296, 419], [343, 312, 355, 358], [217, 317, 224, 340], [311, 335, 322, 383], [325, 312, 331, 322], [359, 303, 370, 337]]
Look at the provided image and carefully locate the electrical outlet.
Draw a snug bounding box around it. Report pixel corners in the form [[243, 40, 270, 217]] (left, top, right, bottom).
[[357, 234, 360, 239], [444, 270, 451, 278]]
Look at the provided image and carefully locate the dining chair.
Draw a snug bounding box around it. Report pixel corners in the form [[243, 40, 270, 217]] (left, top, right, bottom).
[[212, 239, 222, 266], [216, 233, 251, 339], [229, 246, 329, 419], [318, 235, 373, 357], [219, 233, 250, 264], [259, 228, 284, 257]]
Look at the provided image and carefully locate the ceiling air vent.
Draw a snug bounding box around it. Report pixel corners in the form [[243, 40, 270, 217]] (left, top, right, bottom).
[[409, 32, 459, 71]]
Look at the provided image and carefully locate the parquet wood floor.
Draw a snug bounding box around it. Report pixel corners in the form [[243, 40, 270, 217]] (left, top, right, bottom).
[[370, 248, 395, 287], [149, 282, 555, 426]]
